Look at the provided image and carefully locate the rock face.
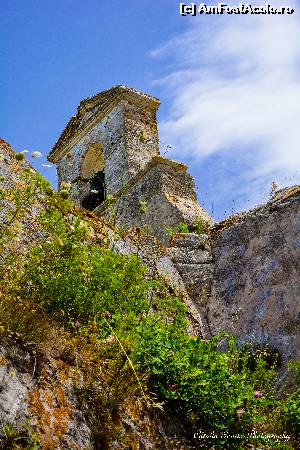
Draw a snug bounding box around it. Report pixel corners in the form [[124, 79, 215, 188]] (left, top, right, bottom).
[[0, 342, 92, 449], [0, 342, 193, 450]]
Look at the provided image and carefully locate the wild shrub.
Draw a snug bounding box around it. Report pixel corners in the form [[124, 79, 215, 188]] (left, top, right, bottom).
[[14, 228, 292, 448]]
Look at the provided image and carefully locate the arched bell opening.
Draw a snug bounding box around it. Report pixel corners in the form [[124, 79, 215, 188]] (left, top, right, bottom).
[[80, 143, 106, 211], [81, 170, 106, 211]]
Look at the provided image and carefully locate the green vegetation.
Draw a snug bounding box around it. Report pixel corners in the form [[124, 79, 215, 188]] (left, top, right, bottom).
[[15, 152, 25, 161], [0, 167, 299, 449], [167, 217, 208, 238], [0, 423, 39, 450]]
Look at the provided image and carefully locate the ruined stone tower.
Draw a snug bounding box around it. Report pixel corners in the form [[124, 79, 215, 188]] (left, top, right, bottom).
[[48, 86, 212, 242]]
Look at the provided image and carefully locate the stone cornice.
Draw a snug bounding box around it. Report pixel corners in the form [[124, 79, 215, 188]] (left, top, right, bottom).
[[48, 86, 160, 164]]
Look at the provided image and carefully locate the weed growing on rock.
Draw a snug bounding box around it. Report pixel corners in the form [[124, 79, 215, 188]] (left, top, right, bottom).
[[0, 422, 39, 450], [167, 217, 208, 239]]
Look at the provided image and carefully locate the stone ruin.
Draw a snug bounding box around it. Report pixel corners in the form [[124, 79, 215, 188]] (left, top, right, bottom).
[[48, 86, 300, 361], [48, 85, 212, 243], [0, 87, 298, 448]]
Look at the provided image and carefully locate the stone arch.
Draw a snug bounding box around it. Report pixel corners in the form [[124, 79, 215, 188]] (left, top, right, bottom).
[[81, 143, 105, 180], [80, 143, 106, 211]]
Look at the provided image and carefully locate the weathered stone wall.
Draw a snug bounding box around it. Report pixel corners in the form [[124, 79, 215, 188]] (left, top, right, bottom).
[[124, 98, 159, 178], [66, 97, 159, 201], [207, 188, 300, 359], [167, 233, 214, 337], [165, 188, 300, 359], [97, 157, 212, 244], [57, 102, 130, 201]]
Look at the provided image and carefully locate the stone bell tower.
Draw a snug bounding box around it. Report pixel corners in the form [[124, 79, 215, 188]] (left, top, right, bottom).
[[48, 85, 212, 242]]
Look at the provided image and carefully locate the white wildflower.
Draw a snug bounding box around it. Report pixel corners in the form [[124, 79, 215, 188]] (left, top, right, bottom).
[[31, 151, 42, 158], [0, 154, 4, 161], [90, 189, 98, 193], [61, 181, 71, 191], [105, 335, 115, 345]]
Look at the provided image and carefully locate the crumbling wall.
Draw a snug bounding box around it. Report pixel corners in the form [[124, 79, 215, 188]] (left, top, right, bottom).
[[97, 158, 212, 244], [167, 233, 214, 337], [165, 188, 300, 359], [207, 188, 300, 359]]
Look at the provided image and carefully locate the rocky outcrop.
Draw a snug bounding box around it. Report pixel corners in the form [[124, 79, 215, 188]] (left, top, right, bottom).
[[0, 342, 92, 449], [0, 340, 194, 449]]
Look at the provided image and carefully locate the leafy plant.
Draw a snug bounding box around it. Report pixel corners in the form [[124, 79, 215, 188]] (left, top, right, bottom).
[[177, 221, 190, 233], [282, 389, 300, 436], [167, 218, 208, 238], [0, 423, 40, 449]]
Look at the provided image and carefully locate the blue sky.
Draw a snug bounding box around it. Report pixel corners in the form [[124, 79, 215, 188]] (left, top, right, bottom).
[[1, 0, 300, 220]]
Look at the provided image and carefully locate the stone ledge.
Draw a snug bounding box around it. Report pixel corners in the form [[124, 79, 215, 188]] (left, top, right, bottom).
[[169, 233, 210, 249], [167, 247, 212, 264], [174, 262, 214, 276]]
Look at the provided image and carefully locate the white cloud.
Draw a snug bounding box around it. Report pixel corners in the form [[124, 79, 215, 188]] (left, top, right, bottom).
[[153, 2, 300, 217]]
